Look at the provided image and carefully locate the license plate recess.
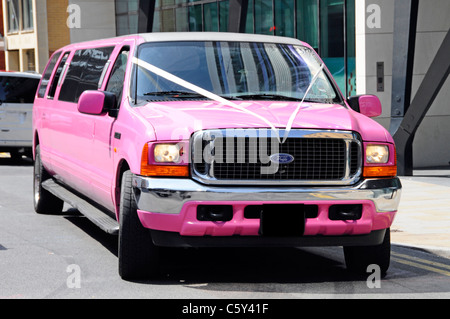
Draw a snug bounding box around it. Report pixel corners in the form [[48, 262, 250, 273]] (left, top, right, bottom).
[[260, 204, 305, 237]]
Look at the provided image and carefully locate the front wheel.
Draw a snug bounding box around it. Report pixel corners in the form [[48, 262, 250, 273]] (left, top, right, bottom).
[[118, 170, 160, 280], [344, 228, 391, 277], [33, 145, 64, 214]]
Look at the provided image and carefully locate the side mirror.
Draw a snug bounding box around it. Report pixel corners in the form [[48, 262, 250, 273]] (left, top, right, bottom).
[[347, 95, 382, 118], [78, 90, 116, 116]]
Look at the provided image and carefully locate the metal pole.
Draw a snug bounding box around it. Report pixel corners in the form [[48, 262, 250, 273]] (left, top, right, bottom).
[[389, 0, 419, 136], [389, 0, 419, 176], [228, 0, 249, 33], [138, 0, 156, 33], [394, 29, 450, 176]]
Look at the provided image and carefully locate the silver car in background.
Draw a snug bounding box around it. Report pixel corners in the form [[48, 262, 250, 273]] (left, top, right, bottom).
[[0, 71, 41, 159]]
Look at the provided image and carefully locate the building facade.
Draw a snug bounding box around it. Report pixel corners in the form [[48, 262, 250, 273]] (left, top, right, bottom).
[[2, 0, 449, 169], [116, 0, 357, 99], [355, 0, 450, 168], [2, 0, 115, 73], [116, 0, 449, 169]]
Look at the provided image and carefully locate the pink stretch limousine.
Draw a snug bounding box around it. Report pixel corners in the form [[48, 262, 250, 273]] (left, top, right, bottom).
[[32, 33, 401, 280]]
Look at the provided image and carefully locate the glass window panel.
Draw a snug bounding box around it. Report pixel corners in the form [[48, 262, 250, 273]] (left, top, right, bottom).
[[22, 0, 34, 30], [162, 8, 175, 31], [59, 47, 114, 103], [106, 47, 130, 106], [204, 2, 218, 31], [189, 4, 202, 31], [346, 0, 356, 97], [0, 76, 40, 103], [296, 0, 318, 50], [115, 0, 128, 14], [128, 0, 139, 11], [255, 0, 273, 35], [162, 0, 175, 5], [115, 0, 139, 35], [245, 0, 254, 33], [153, 11, 161, 32], [129, 13, 139, 33], [7, 0, 19, 32], [176, 7, 189, 31], [274, 0, 294, 37], [48, 52, 70, 99], [38, 51, 62, 98], [133, 41, 339, 103], [128, 14, 139, 33], [219, 0, 229, 32], [320, 0, 345, 95], [25, 49, 35, 71], [116, 15, 129, 35]]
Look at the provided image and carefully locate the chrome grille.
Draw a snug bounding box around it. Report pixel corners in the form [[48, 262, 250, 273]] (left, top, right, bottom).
[[191, 129, 362, 185]]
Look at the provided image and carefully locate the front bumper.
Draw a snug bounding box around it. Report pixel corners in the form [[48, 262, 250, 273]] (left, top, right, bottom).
[[132, 176, 401, 246]]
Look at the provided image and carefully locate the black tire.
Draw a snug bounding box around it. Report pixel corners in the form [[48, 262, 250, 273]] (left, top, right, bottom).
[[344, 228, 391, 277], [118, 170, 160, 280], [33, 145, 64, 214]]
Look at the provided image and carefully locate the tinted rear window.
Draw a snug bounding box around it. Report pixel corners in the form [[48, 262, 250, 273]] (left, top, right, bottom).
[[0, 76, 40, 103], [59, 47, 114, 103]]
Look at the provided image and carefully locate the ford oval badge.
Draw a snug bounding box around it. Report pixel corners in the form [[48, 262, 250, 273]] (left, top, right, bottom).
[[270, 153, 294, 164]]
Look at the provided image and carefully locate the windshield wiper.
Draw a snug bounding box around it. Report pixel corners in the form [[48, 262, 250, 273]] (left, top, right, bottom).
[[233, 94, 335, 103], [144, 91, 204, 98], [233, 94, 303, 102], [144, 91, 241, 101]]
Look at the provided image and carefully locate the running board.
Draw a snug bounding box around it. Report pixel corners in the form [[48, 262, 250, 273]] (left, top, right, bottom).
[[42, 179, 119, 235]]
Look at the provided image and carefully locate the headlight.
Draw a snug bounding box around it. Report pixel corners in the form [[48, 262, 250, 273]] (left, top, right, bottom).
[[141, 142, 189, 177], [154, 144, 181, 163], [366, 144, 389, 164]]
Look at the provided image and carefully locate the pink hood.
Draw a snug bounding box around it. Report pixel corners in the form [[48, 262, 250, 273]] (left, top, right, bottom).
[[135, 100, 393, 143]]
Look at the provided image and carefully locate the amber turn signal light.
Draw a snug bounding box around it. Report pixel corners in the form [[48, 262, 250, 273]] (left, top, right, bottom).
[[363, 165, 397, 178], [141, 164, 189, 177]]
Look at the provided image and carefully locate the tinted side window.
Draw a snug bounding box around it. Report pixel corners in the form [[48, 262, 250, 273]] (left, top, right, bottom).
[[106, 47, 129, 107], [47, 52, 70, 99], [38, 51, 62, 98], [0, 76, 41, 103], [59, 47, 114, 103]]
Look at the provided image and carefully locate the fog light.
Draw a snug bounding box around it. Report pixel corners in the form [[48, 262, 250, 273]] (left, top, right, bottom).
[[329, 204, 362, 221], [197, 205, 233, 222]]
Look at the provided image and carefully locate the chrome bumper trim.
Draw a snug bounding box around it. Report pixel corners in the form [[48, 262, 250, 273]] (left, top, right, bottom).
[[132, 176, 402, 215]]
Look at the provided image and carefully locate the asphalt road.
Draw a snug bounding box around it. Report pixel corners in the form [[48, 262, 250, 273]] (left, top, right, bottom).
[[1, 157, 450, 300]]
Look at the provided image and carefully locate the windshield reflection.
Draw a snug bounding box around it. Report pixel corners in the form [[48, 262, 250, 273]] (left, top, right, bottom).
[[132, 41, 339, 104]]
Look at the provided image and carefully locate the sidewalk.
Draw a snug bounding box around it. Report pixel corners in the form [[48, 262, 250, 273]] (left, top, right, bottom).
[[391, 168, 450, 258]]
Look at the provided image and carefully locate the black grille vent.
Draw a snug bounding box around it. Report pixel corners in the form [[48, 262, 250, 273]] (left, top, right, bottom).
[[192, 130, 361, 184], [211, 137, 346, 180]]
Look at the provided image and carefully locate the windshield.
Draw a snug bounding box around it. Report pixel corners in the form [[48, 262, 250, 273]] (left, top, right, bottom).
[[132, 41, 340, 104]]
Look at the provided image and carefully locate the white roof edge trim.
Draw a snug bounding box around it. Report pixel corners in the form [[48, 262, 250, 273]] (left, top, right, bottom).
[[0, 71, 41, 78], [137, 32, 306, 46]]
